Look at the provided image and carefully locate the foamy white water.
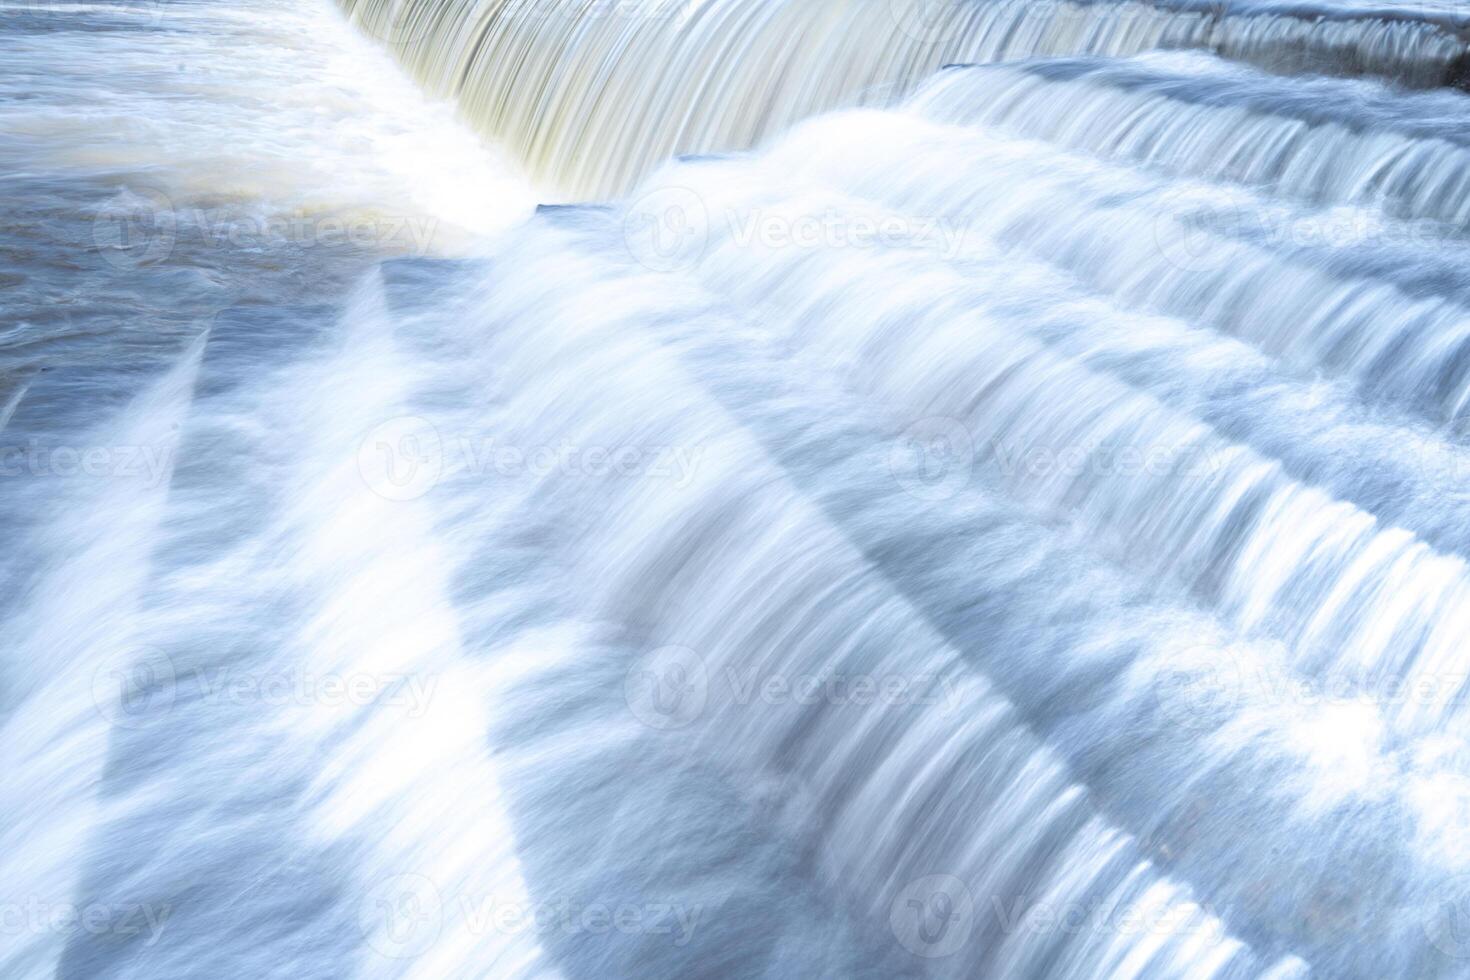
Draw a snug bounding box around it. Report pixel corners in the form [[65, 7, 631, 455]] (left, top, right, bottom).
[[8, 0, 1470, 977], [0, 0, 538, 977]]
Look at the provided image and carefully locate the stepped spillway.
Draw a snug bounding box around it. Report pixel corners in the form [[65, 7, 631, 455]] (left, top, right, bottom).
[[8, 0, 1470, 977]]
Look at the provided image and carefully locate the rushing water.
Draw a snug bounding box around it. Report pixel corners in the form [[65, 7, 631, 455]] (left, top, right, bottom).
[[335, 0, 1470, 196], [9, 0, 1470, 977]]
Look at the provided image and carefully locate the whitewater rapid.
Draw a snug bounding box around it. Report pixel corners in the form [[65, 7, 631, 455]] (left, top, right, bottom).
[[8, 0, 1470, 977]]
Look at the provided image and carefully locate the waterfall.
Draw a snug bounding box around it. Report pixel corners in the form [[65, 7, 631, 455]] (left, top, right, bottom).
[[10, 0, 1470, 976], [335, 0, 1470, 196], [910, 53, 1470, 231]]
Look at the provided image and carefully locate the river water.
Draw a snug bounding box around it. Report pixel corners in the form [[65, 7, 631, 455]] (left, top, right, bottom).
[[7, 0, 1470, 977]]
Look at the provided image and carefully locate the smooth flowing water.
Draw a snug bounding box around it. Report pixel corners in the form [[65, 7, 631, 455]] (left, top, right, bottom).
[[8, 0, 1470, 977]]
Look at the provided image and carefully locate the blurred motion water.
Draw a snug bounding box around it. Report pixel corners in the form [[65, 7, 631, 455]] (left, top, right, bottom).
[[337, 0, 1470, 196], [10, 0, 1470, 977]]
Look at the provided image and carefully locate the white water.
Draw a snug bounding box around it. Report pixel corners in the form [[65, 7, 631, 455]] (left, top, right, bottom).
[[9, 0, 1470, 977], [336, 0, 1470, 196]]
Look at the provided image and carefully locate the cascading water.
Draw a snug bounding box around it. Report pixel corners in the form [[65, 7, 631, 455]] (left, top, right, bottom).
[[335, 0, 1470, 196], [10, 0, 1470, 977]]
